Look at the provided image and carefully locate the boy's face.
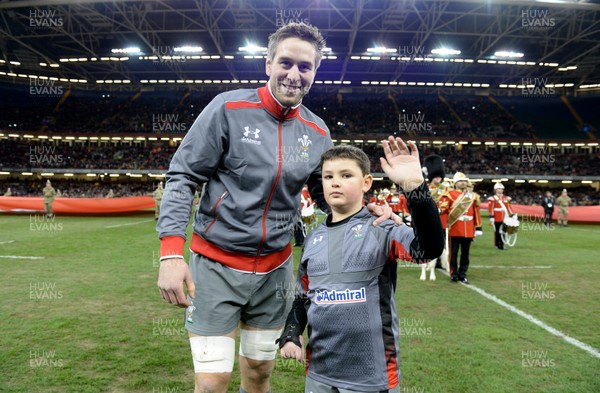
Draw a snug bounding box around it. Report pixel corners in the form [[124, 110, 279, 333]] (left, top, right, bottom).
[[266, 37, 316, 107], [322, 158, 372, 214]]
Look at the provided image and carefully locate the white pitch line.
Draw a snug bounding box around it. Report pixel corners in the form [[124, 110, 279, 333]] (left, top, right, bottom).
[[0, 240, 15, 245], [0, 255, 45, 260], [104, 219, 155, 229], [399, 265, 551, 269], [442, 270, 600, 359], [468, 265, 552, 269]]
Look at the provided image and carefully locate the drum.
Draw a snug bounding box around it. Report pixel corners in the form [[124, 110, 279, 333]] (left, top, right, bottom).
[[501, 214, 519, 247]]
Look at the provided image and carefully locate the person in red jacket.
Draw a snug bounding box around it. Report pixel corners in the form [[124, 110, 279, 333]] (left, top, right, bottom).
[[488, 182, 514, 250], [438, 172, 482, 283]]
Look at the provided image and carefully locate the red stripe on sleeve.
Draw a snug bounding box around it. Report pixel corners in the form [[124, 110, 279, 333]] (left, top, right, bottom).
[[225, 101, 262, 110], [301, 273, 310, 292], [386, 348, 399, 389], [297, 114, 327, 136], [389, 239, 413, 263]]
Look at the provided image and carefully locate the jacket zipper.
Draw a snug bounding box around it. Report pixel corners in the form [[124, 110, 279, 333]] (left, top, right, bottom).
[[254, 119, 285, 272], [205, 191, 229, 234]]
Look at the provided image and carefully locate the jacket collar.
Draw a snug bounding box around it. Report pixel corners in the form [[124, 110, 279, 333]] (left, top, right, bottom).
[[258, 83, 300, 121], [326, 206, 370, 227]]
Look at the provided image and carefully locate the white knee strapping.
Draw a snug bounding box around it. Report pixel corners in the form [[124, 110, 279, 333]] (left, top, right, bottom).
[[189, 336, 235, 373], [238, 329, 281, 361]]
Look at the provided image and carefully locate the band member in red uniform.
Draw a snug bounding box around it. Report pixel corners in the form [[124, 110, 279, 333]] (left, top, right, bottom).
[[387, 184, 410, 224], [438, 172, 482, 283], [375, 188, 389, 207], [488, 182, 514, 250]]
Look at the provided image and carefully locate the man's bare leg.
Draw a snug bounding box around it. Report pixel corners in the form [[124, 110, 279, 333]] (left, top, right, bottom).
[[239, 324, 282, 393]]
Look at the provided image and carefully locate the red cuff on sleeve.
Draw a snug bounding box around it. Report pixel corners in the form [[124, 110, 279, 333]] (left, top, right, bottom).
[[160, 236, 186, 258]]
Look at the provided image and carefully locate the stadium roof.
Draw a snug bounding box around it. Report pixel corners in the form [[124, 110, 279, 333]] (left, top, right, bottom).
[[0, 0, 599, 94]]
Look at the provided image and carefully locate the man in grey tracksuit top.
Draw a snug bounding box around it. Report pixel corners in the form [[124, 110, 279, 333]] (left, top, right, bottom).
[[157, 83, 332, 272], [156, 22, 335, 393]]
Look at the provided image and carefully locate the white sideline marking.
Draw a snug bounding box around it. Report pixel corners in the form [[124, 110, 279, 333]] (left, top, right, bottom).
[[0, 240, 15, 245], [443, 270, 600, 359], [0, 255, 45, 259], [469, 265, 552, 269], [104, 219, 155, 229], [399, 265, 552, 269]]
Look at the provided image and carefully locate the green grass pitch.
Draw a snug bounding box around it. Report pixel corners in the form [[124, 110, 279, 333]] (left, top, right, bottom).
[[0, 213, 599, 392]]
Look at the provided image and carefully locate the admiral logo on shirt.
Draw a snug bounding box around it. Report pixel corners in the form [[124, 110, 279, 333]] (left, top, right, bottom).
[[314, 287, 366, 304]]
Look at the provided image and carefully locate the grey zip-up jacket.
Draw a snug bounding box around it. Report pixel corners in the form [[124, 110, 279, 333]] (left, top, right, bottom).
[[157, 85, 333, 273]]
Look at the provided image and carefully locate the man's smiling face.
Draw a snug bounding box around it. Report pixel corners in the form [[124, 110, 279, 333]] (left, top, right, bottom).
[[266, 37, 317, 107]]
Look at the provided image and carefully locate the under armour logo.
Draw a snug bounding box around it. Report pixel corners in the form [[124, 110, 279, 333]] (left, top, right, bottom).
[[312, 236, 323, 244], [243, 126, 260, 139]]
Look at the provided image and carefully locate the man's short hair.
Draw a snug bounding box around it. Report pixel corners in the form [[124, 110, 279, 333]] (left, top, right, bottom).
[[321, 145, 371, 176], [267, 22, 326, 69]]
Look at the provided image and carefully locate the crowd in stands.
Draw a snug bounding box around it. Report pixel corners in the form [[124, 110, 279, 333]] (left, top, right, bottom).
[[422, 146, 599, 176], [2, 90, 543, 138], [0, 139, 176, 170], [2, 179, 597, 206], [2, 138, 598, 177]]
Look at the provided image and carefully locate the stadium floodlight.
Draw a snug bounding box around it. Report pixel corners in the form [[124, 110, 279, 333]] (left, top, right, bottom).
[[366, 47, 397, 54], [174, 46, 203, 53], [431, 48, 461, 56], [111, 47, 141, 54], [239, 44, 267, 53], [494, 51, 524, 58]]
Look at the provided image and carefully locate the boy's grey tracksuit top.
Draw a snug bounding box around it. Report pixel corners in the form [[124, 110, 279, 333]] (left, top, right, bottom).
[[157, 84, 333, 273]]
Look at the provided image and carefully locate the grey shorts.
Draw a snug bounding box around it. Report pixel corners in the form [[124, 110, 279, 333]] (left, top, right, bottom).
[[305, 376, 399, 393], [185, 252, 294, 335]]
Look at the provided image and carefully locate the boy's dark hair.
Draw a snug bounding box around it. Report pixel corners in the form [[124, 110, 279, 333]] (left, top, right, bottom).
[[321, 145, 371, 175], [267, 22, 326, 69]]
